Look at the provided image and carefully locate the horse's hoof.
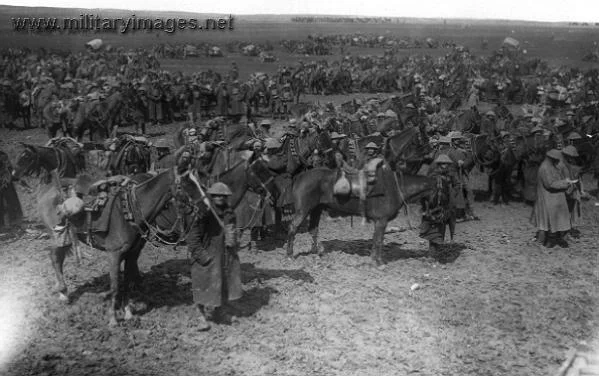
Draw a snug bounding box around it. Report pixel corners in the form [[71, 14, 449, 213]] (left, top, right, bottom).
[[373, 256, 385, 266], [124, 307, 134, 321], [100, 291, 112, 300], [314, 245, 325, 257]]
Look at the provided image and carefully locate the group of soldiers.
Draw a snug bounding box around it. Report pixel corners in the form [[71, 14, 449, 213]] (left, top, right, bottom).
[[3, 38, 599, 331]]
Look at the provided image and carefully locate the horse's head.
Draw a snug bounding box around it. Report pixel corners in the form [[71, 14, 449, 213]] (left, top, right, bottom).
[[247, 155, 278, 198], [13, 144, 40, 180]]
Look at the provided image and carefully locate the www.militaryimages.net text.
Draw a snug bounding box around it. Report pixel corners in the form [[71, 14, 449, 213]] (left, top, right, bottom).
[[11, 14, 235, 33]]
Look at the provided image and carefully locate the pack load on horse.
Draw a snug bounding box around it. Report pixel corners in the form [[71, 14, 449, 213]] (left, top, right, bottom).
[[285, 127, 440, 265], [104, 134, 153, 176]]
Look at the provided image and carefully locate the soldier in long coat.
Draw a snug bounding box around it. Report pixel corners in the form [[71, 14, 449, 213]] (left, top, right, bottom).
[[420, 154, 457, 256], [188, 182, 242, 330], [532, 149, 576, 247]]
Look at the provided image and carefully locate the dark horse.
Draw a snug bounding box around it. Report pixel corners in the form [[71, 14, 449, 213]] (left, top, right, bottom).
[[15, 152, 273, 326], [286, 167, 436, 265], [13, 143, 85, 179], [286, 127, 436, 265], [281, 130, 334, 175]]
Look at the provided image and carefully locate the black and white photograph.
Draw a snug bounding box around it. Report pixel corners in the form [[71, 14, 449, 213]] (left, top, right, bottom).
[[0, 0, 598, 374]]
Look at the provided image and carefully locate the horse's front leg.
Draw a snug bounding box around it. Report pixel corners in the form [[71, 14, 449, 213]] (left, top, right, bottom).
[[372, 219, 387, 265], [123, 239, 144, 321], [50, 245, 70, 302], [107, 251, 122, 327]]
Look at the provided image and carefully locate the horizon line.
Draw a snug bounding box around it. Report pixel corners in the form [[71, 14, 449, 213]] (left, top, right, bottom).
[[0, 4, 595, 25]]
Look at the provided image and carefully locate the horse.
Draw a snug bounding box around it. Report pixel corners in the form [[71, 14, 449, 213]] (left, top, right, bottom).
[[31, 83, 57, 128], [285, 167, 436, 265], [451, 108, 481, 133], [281, 130, 334, 175], [25, 152, 274, 326], [98, 91, 125, 137], [12, 143, 85, 180], [106, 136, 152, 176], [69, 99, 105, 142], [286, 127, 434, 264]]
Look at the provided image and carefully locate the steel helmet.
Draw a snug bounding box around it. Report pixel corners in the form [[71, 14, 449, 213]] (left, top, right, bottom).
[[207, 182, 232, 196], [385, 109, 398, 119], [561, 145, 579, 157], [530, 126, 544, 134], [566, 132, 582, 140], [434, 154, 454, 164], [365, 142, 379, 149], [546, 149, 562, 160]]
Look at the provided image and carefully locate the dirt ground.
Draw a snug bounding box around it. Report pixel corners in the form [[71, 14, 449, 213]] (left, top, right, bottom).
[[1, 120, 599, 375]]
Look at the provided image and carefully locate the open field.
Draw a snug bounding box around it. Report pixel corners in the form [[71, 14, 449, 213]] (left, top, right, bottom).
[[1, 8, 599, 376]]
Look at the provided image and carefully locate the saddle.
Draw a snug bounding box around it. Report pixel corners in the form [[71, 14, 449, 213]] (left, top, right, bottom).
[[333, 158, 384, 199], [78, 176, 132, 233]]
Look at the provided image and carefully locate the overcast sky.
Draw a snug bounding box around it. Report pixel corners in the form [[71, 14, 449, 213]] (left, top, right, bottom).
[[2, 0, 598, 23]]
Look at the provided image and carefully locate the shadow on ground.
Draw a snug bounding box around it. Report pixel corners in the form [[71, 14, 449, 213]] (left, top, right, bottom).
[[68, 259, 313, 318], [322, 239, 427, 263]]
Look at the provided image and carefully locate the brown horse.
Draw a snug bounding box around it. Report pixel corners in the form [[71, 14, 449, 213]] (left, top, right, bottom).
[[12, 143, 84, 180], [285, 166, 436, 264], [285, 127, 435, 264], [28, 154, 273, 326]]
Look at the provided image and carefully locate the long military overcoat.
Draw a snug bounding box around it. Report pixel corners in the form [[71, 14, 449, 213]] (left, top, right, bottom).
[[532, 158, 571, 232], [188, 205, 242, 308]]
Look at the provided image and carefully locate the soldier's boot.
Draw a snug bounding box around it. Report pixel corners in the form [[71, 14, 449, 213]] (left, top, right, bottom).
[[544, 232, 557, 248], [195, 305, 212, 331], [556, 232, 569, 248]]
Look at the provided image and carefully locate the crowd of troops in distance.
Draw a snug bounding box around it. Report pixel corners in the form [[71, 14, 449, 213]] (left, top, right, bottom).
[[1, 39, 599, 328]]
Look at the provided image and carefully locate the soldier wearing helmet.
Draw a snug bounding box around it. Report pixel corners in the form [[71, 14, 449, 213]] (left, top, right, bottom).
[[532, 149, 576, 248], [252, 140, 264, 155], [420, 154, 457, 257], [480, 110, 497, 136], [566, 131, 582, 146], [257, 119, 272, 138], [364, 141, 380, 160], [445, 132, 478, 221], [188, 181, 241, 331]]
